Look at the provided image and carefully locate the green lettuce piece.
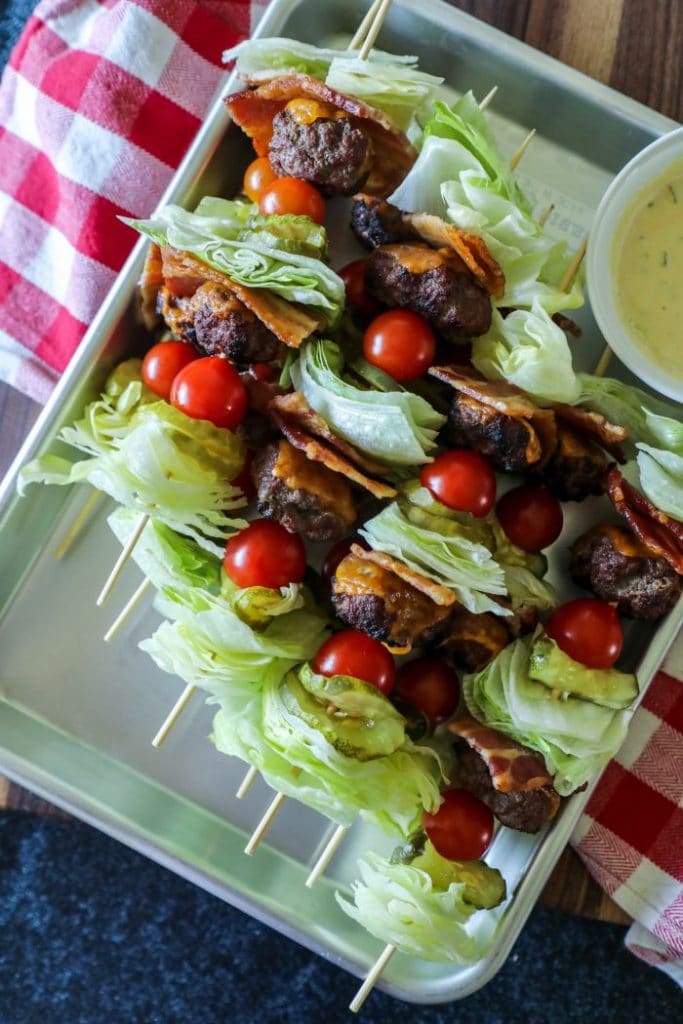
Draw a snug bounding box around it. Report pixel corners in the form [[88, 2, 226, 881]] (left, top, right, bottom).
[[462, 636, 635, 795], [261, 669, 442, 834], [289, 339, 444, 465], [140, 586, 327, 700], [636, 444, 683, 521], [360, 501, 509, 615], [472, 303, 581, 404], [223, 38, 442, 128], [336, 852, 500, 962], [125, 200, 344, 327]]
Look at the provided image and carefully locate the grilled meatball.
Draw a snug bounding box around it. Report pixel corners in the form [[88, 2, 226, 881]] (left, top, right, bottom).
[[570, 525, 681, 621], [439, 608, 515, 673], [252, 440, 356, 542], [444, 392, 541, 473], [350, 194, 417, 249], [366, 244, 492, 341], [452, 740, 560, 833], [268, 107, 372, 196], [331, 552, 453, 649], [157, 282, 282, 365], [535, 424, 606, 501]]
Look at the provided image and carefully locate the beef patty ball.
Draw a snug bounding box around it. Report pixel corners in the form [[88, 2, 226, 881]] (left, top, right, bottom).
[[268, 103, 372, 196], [350, 194, 417, 249], [252, 440, 356, 543], [534, 425, 606, 502], [331, 552, 453, 649], [444, 392, 541, 473], [570, 525, 680, 621], [157, 282, 282, 365], [366, 244, 492, 341]]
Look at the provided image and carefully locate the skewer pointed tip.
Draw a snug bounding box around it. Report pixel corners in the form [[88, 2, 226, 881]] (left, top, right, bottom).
[[151, 683, 196, 748], [349, 943, 397, 1014], [479, 85, 498, 111], [305, 824, 348, 888], [244, 791, 287, 856], [509, 127, 536, 170], [236, 765, 259, 800]]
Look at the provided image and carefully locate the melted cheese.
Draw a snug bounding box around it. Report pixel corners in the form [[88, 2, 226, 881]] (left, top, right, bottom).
[[285, 98, 348, 125], [273, 441, 355, 520], [383, 243, 445, 274], [597, 525, 650, 558]]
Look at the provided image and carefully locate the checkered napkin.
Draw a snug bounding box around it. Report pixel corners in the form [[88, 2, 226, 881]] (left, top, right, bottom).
[[0, 0, 682, 989]]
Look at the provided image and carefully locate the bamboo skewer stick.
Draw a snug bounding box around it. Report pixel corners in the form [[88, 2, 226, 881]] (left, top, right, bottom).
[[96, 511, 149, 606], [236, 765, 259, 799], [509, 128, 536, 170], [594, 345, 613, 377], [349, 944, 397, 1013], [305, 823, 348, 889], [537, 202, 554, 227], [558, 237, 587, 293], [104, 576, 153, 643], [244, 790, 288, 855], [479, 85, 498, 111], [54, 489, 104, 560], [349, 0, 385, 49], [358, 0, 394, 59], [151, 683, 196, 749]]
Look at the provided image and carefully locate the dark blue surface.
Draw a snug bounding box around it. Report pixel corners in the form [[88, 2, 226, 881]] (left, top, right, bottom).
[[0, 2, 680, 1021]]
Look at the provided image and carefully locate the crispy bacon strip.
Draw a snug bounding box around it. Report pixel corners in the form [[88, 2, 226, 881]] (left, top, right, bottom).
[[606, 468, 683, 573], [350, 543, 456, 607], [159, 247, 322, 348], [139, 244, 163, 330], [555, 404, 627, 462], [269, 393, 396, 500], [448, 716, 555, 793], [226, 75, 417, 196], [402, 211, 505, 299]]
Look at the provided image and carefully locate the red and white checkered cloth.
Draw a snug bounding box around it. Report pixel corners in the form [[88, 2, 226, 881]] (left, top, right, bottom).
[[0, 0, 681, 987]]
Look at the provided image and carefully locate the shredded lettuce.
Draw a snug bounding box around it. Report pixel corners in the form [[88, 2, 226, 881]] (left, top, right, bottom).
[[462, 636, 635, 795], [125, 199, 344, 327], [336, 852, 500, 962], [360, 501, 509, 615], [223, 38, 442, 129], [472, 302, 581, 405], [289, 339, 444, 465]]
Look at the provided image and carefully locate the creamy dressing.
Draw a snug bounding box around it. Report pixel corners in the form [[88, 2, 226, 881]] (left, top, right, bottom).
[[614, 160, 683, 381]]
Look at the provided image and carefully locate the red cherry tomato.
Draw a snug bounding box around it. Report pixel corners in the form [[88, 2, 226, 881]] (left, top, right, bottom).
[[321, 536, 367, 586], [223, 519, 306, 590], [423, 789, 494, 861], [420, 450, 496, 518], [249, 362, 277, 382], [170, 356, 248, 430], [312, 630, 395, 695], [363, 310, 436, 383], [141, 341, 199, 400], [259, 177, 325, 224], [496, 485, 564, 552], [394, 657, 460, 727], [243, 156, 278, 203], [545, 598, 623, 670], [339, 260, 381, 318]]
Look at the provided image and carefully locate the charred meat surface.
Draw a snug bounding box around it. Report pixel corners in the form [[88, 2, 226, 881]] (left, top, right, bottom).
[[534, 424, 606, 501], [440, 607, 514, 673], [350, 194, 418, 249], [444, 392, 542, 473], [570, 525, 681, 621], [157, 282, 283, 365], [366, 244, 492, 341], [331, 552, 453, 650], [268, 106, 372, 196], [451, 740, 560, 833], [252, 440, 356, 542]]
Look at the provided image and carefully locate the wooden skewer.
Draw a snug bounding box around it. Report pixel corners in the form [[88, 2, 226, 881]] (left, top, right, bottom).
[[54, 489, 104, 560], [537, 202, 554, 228], [349, 0, 385, 49], [558, 237, 587, 293], [305, 823, 348, 889], [96, 511, 149, 606], [236, 765, 259, 799], [151, 683, 196, 748], [479, 85, 498, 111], [244, 790, 288, 855], [104, 576, 153, 643], [349, 943, 397, 1013], [359, 0, 394, 59], [509, 128, 536, 171], [593, 344, 613, 377]]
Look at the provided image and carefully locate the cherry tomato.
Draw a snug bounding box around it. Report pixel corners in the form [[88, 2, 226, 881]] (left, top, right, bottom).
[[242, 156, 278, 203], [312, 630, 395, 695], [423, 789, 494, 861], [230, 452, 256, 501], [363, 310, 436, 383], [249, 362, 277, 382], [496, 485, 563, 552], [223, 519, 306, 590], [170, 356, 248, 430], [420, 450, 496, 518], [321, 536, 367, 586], [394, 657, 460, 727], [545, 598, 623, 670], [339, 260, 381, 319], [259, 177, 325, 224], [141, 341, 199, 400]]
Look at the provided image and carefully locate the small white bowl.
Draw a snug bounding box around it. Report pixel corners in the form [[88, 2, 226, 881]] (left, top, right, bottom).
[[587, 126, 683, 402]]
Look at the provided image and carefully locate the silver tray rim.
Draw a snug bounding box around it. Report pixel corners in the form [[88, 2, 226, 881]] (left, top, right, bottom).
[[0, 0, 681, 1006]]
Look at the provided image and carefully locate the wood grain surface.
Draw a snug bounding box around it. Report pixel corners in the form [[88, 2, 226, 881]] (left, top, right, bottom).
[[2, 0, 678, 927]]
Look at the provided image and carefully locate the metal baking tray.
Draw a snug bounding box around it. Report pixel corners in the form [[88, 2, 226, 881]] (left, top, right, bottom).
[[0, 0, 681, 1006]]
